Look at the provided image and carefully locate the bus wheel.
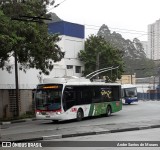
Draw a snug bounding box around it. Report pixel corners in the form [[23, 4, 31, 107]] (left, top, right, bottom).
[[76, 109, 83, 121], [106, 106, 112, 117]]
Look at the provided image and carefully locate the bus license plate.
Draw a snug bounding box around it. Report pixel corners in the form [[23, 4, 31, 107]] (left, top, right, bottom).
[[46, 115, 50, 118]]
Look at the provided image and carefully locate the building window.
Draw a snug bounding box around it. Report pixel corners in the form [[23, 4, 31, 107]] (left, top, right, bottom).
[[75, 66, 81, 73], [67, 65, 73, 69]]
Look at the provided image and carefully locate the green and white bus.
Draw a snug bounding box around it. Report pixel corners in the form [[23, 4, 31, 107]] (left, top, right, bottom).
[[35, 77, 122, 121]]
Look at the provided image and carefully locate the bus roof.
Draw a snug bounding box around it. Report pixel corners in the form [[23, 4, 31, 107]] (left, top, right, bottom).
[[41, 77, 121, 86], [121, 84, 137, 88]]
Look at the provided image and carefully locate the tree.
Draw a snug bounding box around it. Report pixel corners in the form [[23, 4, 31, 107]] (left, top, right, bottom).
[[79, 35, 124, 81], [123, 56, 156, 78], [0, 0, 64, 75], [0, 0, 64, 117]]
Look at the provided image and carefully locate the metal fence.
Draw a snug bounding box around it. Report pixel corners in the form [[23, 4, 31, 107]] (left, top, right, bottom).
[[137, 90, 160, 100]]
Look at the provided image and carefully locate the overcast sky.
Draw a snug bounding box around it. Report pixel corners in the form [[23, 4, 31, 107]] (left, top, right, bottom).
[[50, 0, 160, 41]]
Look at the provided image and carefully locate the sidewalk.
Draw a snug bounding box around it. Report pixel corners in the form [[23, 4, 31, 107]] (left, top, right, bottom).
[[1, 119, 160, 143]]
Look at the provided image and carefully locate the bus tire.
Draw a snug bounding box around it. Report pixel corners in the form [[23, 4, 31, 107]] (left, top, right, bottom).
[[106, 106, 112, 117], [76, 109, 83, 121]]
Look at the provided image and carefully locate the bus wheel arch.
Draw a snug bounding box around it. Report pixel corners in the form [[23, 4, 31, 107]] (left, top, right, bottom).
[[76, 108, 84, 121], [106, 105, 112, 117]]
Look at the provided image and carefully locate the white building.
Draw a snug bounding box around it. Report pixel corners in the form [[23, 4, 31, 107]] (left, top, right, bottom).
[[140, 41, 149, 58], [48, 21, 85, 78], [0, 21, 85, 119], [148, 19, 160, 60]]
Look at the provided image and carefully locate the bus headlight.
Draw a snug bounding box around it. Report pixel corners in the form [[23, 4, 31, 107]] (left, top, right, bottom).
[[36, 112, 41, 115], [56, 112, 61, 115]]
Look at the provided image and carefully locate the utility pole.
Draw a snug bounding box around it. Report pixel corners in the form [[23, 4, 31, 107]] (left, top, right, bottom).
[[96, 52, 100, 79], [14, 51, 19, 117], [158, 67, 160, 99], [10, 0, 62, 117], [131, 73, 133, 84], [11, 15, 51, 117]]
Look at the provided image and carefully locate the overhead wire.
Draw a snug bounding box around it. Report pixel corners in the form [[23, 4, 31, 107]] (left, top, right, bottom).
[[46, 2, 159, 40], [85, 24, 147, 33], [47, 0, 67, 13], [84, 24, 160, 39], [86, 25, 160, 39], [84, 24, 148, 37]]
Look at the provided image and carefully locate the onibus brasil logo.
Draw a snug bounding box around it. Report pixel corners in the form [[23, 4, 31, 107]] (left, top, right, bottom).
[[2, 142, 42, 148]]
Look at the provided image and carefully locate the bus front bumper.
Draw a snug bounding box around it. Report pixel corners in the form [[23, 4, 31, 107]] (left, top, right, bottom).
[[35, 111, 76, 121], [125, 98, 138, 104]]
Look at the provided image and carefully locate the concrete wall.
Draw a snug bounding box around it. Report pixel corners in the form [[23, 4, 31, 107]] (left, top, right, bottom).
[[0, 89, 34, 119], [117, 74, 136, 84], [20, 90, 33, 115], [0, 90, 11, 119]]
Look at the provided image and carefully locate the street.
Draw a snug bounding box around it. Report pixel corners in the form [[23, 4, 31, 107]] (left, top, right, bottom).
[[1, 1, 160, 150], [1, 100, 160, 136], [1, 100, 160, 150], [1, 128, 160, 150], [43, 128, 160, 150]]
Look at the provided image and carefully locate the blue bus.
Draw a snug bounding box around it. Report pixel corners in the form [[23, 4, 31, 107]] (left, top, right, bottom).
[[121, 84, 138, 104]]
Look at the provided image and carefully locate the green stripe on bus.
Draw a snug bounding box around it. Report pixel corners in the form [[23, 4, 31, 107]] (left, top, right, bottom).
[[94, 103, 107, 116], [88, 101, 122, 117], [89, 104, 94, 116]]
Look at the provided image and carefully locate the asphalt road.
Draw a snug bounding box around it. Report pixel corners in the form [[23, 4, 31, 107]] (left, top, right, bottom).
[[1, 100, 160, 135], [44, 128, 160, 150], [1, 100, 160, 150], [2, 127, 160, 150]]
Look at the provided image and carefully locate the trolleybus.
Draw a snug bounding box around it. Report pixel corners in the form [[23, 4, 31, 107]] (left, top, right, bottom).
[[35, 77, 122, 121], [121, 84, 138, 104]]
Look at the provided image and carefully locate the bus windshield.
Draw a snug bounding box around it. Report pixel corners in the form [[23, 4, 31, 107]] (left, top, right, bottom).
[[35, 84, 63, 111], [124, 88, 137, 97]]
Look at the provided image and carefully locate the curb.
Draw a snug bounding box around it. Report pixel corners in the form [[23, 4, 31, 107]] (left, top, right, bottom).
[[54, 125, 160, 140], [110, 127, 140, 133], [0, 118, 36, 125], [62, 131, 97, 138], [35, 124, 160, 140], [43, 135, 62, 140], [150, 125, 160, 128]]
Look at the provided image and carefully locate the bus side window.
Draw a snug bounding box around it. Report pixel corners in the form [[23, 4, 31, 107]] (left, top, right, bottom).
[[76, 90, 81, 105], [121, 89, 124, 98], [112, 86, 120, 101], [75, 86, 92, 105], [101, 87, 112, 102], [65, 91, 74, 100], [63, 87, 75, 110], [92, 87, 101, 103], [81, 86, 92, 104]]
